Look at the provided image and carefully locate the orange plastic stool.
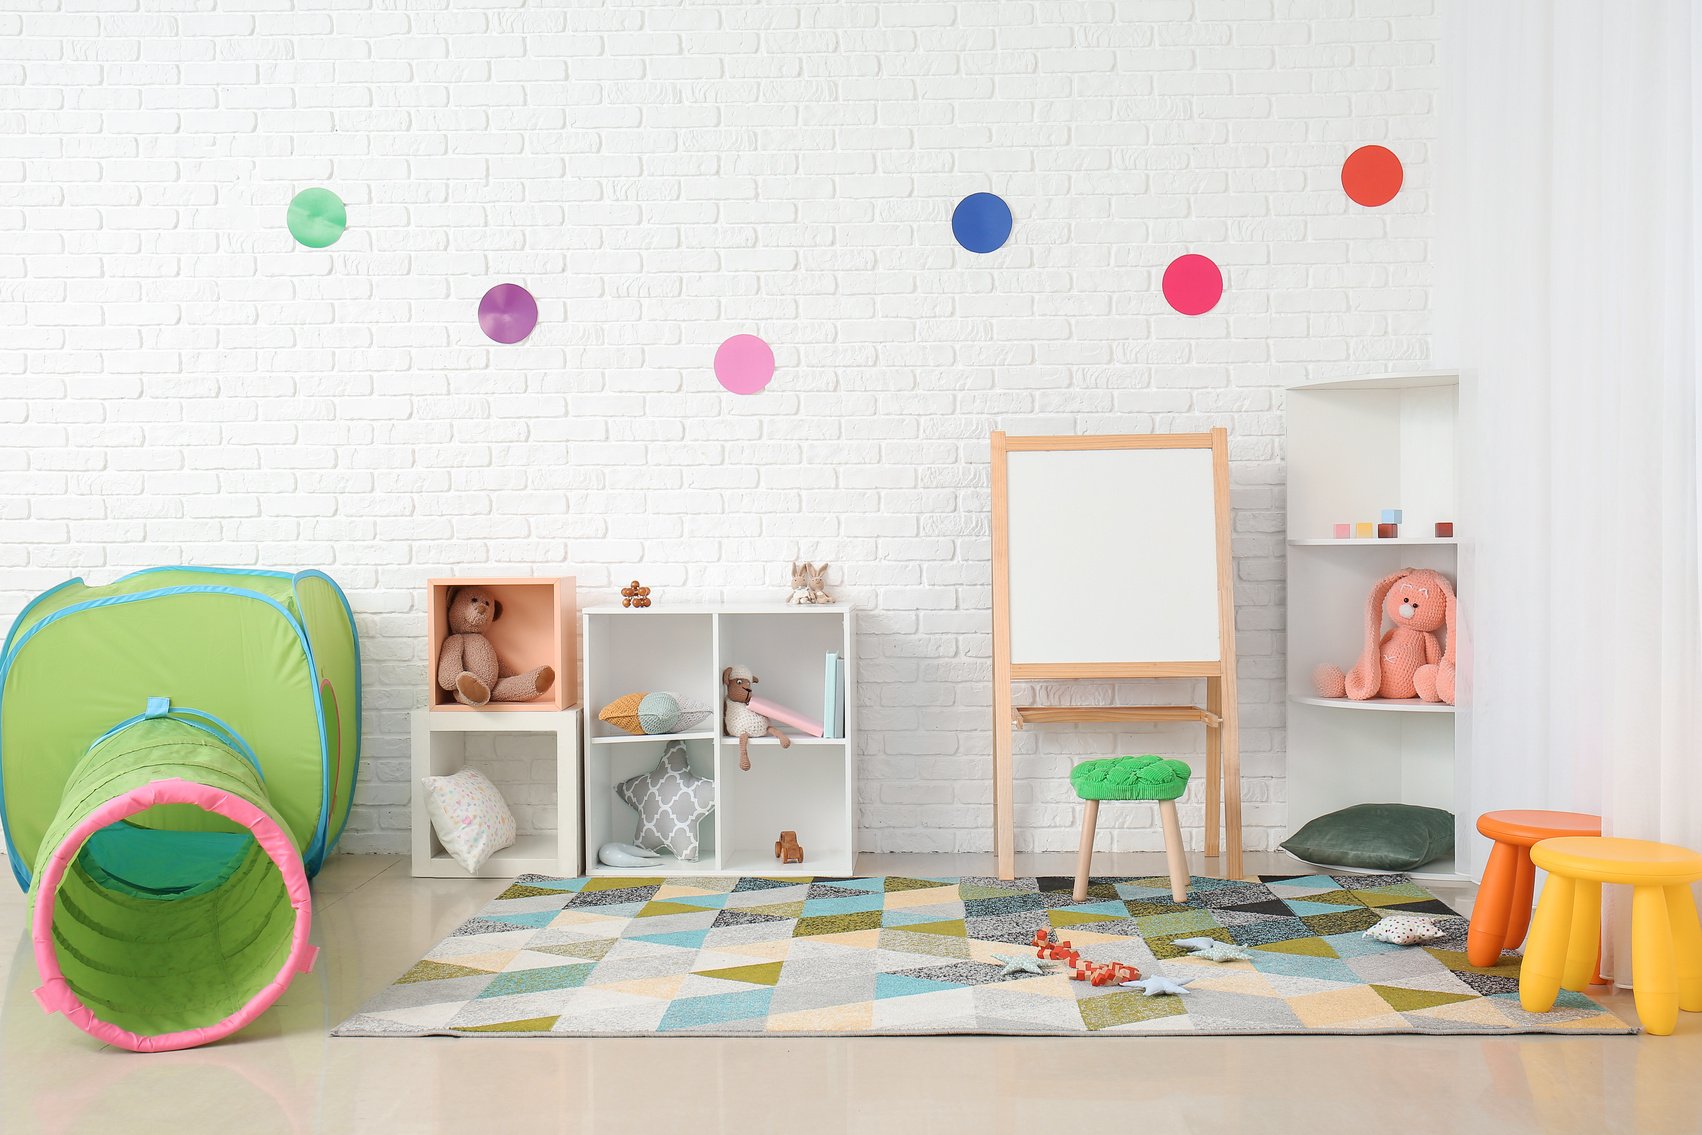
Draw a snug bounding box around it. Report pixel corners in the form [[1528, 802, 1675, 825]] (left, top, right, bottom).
[[1468, 810, 1601, 967], [1521, 837, 1702, 1036]]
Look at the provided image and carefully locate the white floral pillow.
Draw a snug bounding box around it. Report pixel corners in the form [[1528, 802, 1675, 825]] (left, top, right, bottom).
[[422, 768, 516, 873], [1363, 915, 1448, 946]]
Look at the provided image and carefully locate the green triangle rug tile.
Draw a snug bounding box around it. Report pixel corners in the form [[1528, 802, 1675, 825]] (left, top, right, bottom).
[[332, 874, 1637, 1038]]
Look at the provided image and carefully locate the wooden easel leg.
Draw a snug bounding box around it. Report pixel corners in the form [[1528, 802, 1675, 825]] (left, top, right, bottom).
[[1073, 800, 1099, 902], [993, 682, 1016, 881], [1221, 676, 1242, 880], [1204, 677, 1222, 858]]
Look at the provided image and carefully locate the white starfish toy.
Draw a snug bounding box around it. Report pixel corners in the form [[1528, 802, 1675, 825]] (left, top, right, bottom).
[[993, 953, 1051, 977], [1170, 937, 1252, 963], [1120, 974, 1195, 996]]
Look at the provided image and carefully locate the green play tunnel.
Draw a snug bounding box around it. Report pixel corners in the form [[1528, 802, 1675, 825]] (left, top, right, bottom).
[[0, 568, 360, 1051]]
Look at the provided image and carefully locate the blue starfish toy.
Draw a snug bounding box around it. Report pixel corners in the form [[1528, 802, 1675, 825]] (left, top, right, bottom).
[[1120, 974, 1195, 996], [1170, 937, 1252, 963], [993, 953, 1051, 977]]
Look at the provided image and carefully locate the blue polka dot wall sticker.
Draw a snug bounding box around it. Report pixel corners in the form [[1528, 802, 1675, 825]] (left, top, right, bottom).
[[952, 192, 1012, 254], [286, 188, 346, 248]]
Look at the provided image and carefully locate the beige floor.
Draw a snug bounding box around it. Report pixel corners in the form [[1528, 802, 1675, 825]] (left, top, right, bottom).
[[1, 852, 1699, 1135]]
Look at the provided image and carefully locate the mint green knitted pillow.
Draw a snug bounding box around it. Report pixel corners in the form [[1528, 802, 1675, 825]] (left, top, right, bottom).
[[1070, 755, 1191, 801]]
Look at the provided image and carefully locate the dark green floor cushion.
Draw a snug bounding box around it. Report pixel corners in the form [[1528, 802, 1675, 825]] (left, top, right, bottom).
[[1282, 803, 1456, 871], [1070, 754, 1191, 801]]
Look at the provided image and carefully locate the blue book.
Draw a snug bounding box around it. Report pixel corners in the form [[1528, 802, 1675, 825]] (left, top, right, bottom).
[[834, 655, 845, 739], [822, 652, 840, 739]]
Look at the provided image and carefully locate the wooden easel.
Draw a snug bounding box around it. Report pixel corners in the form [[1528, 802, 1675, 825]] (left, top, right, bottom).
[[989, 429, 1241, 880]]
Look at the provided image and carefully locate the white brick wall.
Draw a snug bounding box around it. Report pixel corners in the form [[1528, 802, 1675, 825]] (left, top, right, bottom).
[[0, 0, 1436, 858]]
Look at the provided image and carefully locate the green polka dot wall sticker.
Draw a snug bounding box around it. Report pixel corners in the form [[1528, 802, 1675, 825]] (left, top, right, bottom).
[[286, 188, 347, 248]]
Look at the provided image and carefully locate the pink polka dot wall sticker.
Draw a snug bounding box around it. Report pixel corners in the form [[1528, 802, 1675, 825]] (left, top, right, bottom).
[[714, 334, 775, 395], [1161, 254, 1223, 316]]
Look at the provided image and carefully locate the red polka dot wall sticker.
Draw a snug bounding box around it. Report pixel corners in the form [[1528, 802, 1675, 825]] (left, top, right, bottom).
[[1342, 145, 1404, 207]]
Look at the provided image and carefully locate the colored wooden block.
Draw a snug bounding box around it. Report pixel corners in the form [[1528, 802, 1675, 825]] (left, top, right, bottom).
[[1435, 521, 1454, 537], [1333, 523, 1352, 539], [1377, 523, 1398, 539], [1380, 509, 1403, 524], [1355, 522, 1374, 539]]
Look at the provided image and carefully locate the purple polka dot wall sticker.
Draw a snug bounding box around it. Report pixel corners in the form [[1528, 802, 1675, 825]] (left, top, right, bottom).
[[714, 334, 775, 395], [478, 283, 538, 344]]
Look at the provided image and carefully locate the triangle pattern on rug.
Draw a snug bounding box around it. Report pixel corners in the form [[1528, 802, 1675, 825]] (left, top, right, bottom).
[[333, 873, 1636, 1040]]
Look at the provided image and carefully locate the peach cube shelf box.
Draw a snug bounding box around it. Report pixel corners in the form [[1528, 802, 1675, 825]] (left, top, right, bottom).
[[427, 577, 577, 712]]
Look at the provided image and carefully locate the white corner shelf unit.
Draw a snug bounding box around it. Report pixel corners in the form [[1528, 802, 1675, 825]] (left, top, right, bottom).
[[582, 605, 856, 878], [1285, 371, 1466, 882], [411, 707, 582, 879]]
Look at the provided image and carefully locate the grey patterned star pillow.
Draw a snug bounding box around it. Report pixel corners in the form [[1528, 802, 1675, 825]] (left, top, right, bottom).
[[613, 740, 716, 861]]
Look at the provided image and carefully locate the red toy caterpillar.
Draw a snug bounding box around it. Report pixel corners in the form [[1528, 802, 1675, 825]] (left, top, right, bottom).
[[1032, 929, 1140, 987]]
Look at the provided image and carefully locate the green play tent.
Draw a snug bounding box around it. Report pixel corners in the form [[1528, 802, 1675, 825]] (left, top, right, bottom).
[[0, 567, 360, 1050]]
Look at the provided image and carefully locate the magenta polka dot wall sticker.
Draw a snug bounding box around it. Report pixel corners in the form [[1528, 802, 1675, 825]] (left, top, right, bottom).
[[714, 334, 775, 395], [478, 283, 539, 344], [1161, 254, 1224, 316], [286, 187, 346, 248]]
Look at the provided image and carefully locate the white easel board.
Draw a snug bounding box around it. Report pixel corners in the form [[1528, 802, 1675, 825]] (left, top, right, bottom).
[[990, 430, 1241, 879], [1005, 445, 1222, 663]]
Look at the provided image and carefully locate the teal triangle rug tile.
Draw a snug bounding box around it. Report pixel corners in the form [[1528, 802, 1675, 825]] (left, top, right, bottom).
[[801, 893, 888, 917], [332, 875, 1636, 1038], [631, 929, 712, 950], [658, 988, 775, 1031], [875, 973, 965, 1000]]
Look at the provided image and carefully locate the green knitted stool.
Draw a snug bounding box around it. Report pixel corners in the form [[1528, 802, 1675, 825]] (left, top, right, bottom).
[[1070, 755, 1194, 903]]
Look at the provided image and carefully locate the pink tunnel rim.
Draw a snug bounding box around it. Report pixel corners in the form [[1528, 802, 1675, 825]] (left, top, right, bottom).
[[30, 777, 315, 1053]]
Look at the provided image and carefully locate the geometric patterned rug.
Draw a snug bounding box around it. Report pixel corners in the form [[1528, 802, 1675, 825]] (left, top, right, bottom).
[[333, 874, 1636, 1037]]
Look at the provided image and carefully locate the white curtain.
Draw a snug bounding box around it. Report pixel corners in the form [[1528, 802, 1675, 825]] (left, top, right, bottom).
[[1439, 0, 1702, 983]]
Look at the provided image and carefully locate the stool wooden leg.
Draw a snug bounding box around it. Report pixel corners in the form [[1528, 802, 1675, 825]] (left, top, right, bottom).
[[1561, 879, 1600, 992], [1632, 885, 1679, 1035], [1505, 847, 1536, 950], [1520, 874, 1575, 1013], [1072, 800, 1099, 903], [1158, 798, 1189, 903], [1469, 839, 1520, 966], [1665, 884, 1702, 1014]]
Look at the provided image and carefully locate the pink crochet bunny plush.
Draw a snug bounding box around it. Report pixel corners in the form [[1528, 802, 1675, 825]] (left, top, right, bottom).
[[1313, 568, 1457, 704]]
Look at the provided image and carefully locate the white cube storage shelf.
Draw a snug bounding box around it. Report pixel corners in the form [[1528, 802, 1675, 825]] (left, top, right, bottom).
[[583, 605, 856, 878], [1284, 372, 1465, 881], [411, 708, 582, 879]]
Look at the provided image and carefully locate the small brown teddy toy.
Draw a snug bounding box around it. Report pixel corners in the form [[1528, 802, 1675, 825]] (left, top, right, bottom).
[[437, 587, 555, 707]]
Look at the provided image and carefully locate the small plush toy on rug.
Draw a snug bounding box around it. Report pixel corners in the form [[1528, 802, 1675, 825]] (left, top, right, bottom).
[[1121, 974, 1196, 996], [437, 587, 555, 707], [1363, 915, 1448, 945], [1170, 937, 1253, 963], [993, 953, 1052, 977]]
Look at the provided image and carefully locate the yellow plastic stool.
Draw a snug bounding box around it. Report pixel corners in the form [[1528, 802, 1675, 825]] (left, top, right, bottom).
[[1521, 837, 1702, 1035]]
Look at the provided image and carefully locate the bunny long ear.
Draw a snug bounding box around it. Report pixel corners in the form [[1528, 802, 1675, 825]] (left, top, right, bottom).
[[1435, 573, 1457, 667], [1344, 570, 1408, 700]]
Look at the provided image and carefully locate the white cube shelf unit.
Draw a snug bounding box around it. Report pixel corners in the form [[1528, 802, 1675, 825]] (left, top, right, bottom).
[[411, 707, 582, 879], [1285, 371, 1466, 881], [583, 605, 856, 878]]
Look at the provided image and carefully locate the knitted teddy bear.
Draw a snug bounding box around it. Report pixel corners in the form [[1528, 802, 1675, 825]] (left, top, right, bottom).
[[722, 664, 790, 771], [437, 587, 555, 708], [1313, 568, 1457, 704]]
